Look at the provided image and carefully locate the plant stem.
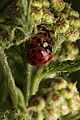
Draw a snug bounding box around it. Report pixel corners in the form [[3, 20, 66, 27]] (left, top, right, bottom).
[[30, 67, 44, 95], [0, 49, 18, 108], [16, 87, 28, 114], [23, 62, 32, 106]]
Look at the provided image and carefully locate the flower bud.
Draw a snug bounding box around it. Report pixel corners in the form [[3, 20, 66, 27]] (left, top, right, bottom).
[[60, 82, 77, 99], [61, 88, 74, 99], [50, 0, 65, 12], [60, 100, 70, 115], [67, 82, 78, 93], [31, 111, 44, 120], [47, 91, 64, 108], [55, 12, 68, 18], [69, 9, 79, 18], [31, 0, 43, 9], [42, 0, 50, 8], [68, 94, 80, 113], [43, 106, 60, 120], [53, 17, 69, 33], [39, 79, 53, 94], [42, 9, 54, 24], [51, 77, 67, 90], [69, 18, 80, 28], [65, 27, 79, 42], [65, 43, 79, 61], [64, 3, 79, 18], [59, 42, 79, 61], [29, 96, 45, 111], [31, 8, 43, 25]]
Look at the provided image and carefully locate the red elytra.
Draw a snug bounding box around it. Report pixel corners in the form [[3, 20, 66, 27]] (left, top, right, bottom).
[[28, 31, 52, 49], [27, 47, 52, 66], [27, 31, 53, 66]]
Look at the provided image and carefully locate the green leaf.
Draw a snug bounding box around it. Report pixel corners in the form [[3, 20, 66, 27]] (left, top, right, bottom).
[[30, 56, 80, 95]]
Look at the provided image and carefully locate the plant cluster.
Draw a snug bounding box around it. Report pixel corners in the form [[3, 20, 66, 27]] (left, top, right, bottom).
[[0, 0, 80, 120]]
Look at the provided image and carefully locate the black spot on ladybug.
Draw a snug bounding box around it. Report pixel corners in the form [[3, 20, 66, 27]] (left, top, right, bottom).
[[37, 38, 41, 44], [38, 49, 42, 53], [49, 47, 52, 53], [48, 46, 52, 53], [32, 61, 36, 65], [38, 59, 43, 62], [30, 44, 35, 49], [32, 49, 36, 53], [33, 55, 37, 59]]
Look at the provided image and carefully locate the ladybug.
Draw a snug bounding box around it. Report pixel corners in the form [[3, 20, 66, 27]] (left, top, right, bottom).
[[27, 31, 52, 66]]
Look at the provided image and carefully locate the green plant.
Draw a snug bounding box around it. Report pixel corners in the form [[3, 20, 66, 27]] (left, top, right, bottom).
[[0, 0, 80, 120]]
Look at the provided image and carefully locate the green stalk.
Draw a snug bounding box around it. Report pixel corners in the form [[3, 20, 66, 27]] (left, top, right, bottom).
[[0, 49, 18, 108], [16, 87, 29, 115], [30, 67, 44, 95], [23, 63, 32, 106]]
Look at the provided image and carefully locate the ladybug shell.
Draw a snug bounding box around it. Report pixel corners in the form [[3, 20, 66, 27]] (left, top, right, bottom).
[[28, 31, 52, 49], [27, 46, 52, 66]]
